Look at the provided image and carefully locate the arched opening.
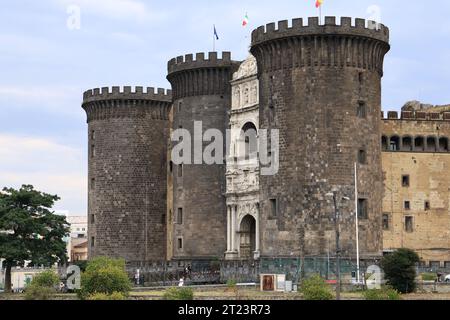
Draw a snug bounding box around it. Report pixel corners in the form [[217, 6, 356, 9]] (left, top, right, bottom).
[[389, 136, 400, 151], [402, 136, 413, 151], [414, 136, 425, 151], [439, 137, 449, 152], [427, 136, 437, 152], [381, 136, 388, 151], [239, 215, 256, 259], [240, 122, 258, 160]]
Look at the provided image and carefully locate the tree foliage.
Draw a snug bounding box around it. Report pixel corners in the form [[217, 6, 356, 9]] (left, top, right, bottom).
[[78, 257, 132, 300], [0, 185, 69, 292], [381, 248, 420, 293]]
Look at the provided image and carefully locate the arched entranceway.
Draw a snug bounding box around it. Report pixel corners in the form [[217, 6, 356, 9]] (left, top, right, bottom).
[[239, 215, 256, 259]]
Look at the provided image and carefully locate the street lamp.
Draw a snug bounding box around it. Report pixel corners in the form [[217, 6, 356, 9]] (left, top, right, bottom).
[[326, 191, 350, 301]]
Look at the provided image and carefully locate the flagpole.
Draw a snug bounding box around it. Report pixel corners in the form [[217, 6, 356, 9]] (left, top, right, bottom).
[[319, 6, 322, 24], [213, 25, 215, 52]]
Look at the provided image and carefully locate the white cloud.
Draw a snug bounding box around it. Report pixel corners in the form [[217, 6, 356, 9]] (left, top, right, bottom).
[[0, 85, 82, 115], [54, 0, 168, 23], [0, 134, 87, 216]]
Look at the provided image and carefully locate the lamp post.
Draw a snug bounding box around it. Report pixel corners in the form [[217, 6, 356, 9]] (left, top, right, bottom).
[[326, 191, 350, 301]]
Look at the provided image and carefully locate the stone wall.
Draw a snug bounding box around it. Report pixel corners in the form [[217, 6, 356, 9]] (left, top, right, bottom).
[[167, 52, 240, 259], [382, 117, 450, 265], [251, 17, 390, 258], [82, 86, 171, 261]]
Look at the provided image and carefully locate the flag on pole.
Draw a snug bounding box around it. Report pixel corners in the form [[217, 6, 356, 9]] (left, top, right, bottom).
[[316, 0, 323, 8], [214, 25, 219, 40], [242, 13, 249, 27]]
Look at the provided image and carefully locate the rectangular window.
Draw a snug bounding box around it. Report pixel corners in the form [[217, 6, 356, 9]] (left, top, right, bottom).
[[91, 145, 96, 158], [430, 261, 441, 269], [178, 164, 183, 177], [404, 201, 411, 210], [177, 238, 183, 250], [270, 199, 278, 218], [402, 175, 410, 187], [91, 236, 95, 248], [358, 199, 368, 219], [91, 130, 95, 141], [357, 102, 366, 118], [90, 214, 95, 224], [405, 216, 414, 233], [358, 149, 367, 164], [444, 261, 450, 269], [91, 178, 95, 189], [382, 213, 390, 230], [161, 214, 166, 225], [425, 201, 430, 211], [177, 208, 183, 224]]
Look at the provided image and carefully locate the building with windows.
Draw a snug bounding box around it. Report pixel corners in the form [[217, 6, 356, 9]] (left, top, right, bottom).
[[66, 215, 88, 262], [81, 16, 450, 268]]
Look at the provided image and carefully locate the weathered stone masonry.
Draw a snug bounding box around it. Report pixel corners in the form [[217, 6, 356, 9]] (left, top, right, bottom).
[[250, 17, 390, 258], [82, 86, 171, 261], [167, 52, 240, 259]]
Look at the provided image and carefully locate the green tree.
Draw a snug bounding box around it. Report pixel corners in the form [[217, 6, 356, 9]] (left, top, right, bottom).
[[381, 248, 420, 293], [78, 257, 132, 300], [0, 185, 69, 292]]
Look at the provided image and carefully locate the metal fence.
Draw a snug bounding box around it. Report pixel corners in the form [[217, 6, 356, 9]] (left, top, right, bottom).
[[127, 257, 372, 286]]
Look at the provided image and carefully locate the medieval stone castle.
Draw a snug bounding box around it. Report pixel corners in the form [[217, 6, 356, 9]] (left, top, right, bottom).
[[82, 16, 450, 269]]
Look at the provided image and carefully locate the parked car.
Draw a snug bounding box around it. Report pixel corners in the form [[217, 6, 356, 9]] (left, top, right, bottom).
[[445, 274, 450, 283]]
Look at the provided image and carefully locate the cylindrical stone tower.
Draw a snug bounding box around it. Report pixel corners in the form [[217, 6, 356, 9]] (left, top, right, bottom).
[[82, 86, 172, 262], [250, 17, 390, 258], [167, 52, 240, 259]]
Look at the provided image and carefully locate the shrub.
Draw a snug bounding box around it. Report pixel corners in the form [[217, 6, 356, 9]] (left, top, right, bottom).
[[25, 270, 60, 300], [162, 287, 194, 300], [226, 279, 237, 289], [25, 285, 57, 300], [78, 257, 132, 300], [363, 287, 401, 300], [381, 248, 420, 293], [300, 275, 333, 300], [87, 292, 127, 300], [421, 273, 437, 281]]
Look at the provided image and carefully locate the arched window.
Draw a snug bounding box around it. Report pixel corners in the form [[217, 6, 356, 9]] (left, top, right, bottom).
[[381, 136, 388, 151], [439, 137, 449, 152], [402, 136, 413, 151], [241, 122, 258, 160], [414, 136, 425, 151], [427, 136, 437, 152], [389, 136, 400, 151]]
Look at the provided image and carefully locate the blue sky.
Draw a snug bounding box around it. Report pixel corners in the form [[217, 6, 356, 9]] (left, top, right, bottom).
[[1, 0, 449, 216]]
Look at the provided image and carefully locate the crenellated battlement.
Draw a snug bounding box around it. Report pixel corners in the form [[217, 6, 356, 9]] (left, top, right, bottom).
[[382, 111, 450, 121], [167, 52, 237, 75], [167, 52, 239, 100], [252, 16, 389, 45], [250, 16, 390, 75], [82, 86, 172, 122], [83, 86, 172, 104]]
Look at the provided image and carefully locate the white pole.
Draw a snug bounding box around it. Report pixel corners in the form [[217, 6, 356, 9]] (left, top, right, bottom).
[[355, 162, 360, 283]]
